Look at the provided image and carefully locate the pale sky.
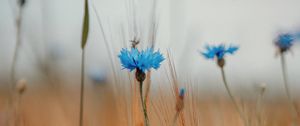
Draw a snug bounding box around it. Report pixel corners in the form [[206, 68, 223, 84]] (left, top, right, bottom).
[[1, 0, 300, 98]]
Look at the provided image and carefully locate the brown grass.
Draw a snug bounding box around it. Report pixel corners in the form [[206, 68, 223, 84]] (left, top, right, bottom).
[[1, 83, 299, 126]]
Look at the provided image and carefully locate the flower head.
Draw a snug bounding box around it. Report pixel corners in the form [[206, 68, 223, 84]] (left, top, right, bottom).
[[118, 47, 164, 73], [201, 44, 239, 60], [179, 88, 185, 99], [274, 33, 295, 53], [176, 87, 186, 112]]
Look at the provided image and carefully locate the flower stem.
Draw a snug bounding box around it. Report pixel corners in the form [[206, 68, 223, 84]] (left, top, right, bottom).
[[145, 71, 151, 110], [10, 5, 24, 126], [220, 67, 248, 126], [79, 49, 86, 126], [280, 54, 298, 126], [139, 81, 149, 126], [11, 1, 23, 90], [255, 84, 266, 126]]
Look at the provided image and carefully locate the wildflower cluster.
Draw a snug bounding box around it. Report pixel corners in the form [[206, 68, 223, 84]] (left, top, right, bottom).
[[116, 32, 299, 126]]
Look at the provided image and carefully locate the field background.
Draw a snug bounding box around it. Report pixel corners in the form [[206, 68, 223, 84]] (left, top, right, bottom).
[[1, 0, 300, 125]]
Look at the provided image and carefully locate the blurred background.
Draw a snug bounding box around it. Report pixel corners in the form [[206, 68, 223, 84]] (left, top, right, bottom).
[[1, 0, 300, 125]]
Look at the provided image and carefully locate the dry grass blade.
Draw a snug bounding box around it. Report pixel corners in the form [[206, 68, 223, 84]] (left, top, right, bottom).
[[166, 50, 186, 126]]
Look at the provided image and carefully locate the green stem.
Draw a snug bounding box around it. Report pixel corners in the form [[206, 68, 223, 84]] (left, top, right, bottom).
[[139, 81, 149, 126], [79, 50, 85, 126], [280, 54, 298, 126], [220, 67, 248, 126]]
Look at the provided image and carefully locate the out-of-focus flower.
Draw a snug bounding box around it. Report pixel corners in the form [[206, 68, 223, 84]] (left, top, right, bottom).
[[274, 33, 295, 53], [88, 68, 107, 84], [16, 79, 27, 94], [176, 88, 186, 112], [202, 44, 239, 60], [47, 43, 65, 60], [118, 47, 164, 73], [201, 44, 239, 67], [179, 88, 185, 99]]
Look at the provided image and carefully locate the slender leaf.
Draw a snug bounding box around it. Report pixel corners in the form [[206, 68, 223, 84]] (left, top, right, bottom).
[[81, 0, 89, 49]]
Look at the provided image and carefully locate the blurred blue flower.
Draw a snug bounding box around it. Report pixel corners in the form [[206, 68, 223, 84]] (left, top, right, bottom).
[[118, 47, 164, 73], [179, 88, 185, 98], [202, 44, 239, 60], [275, 33, 295, 52], [88, 68, 107, 84], [47, 42, 65, 60]]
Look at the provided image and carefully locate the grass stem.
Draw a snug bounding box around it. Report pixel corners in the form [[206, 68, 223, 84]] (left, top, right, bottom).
[[280, 54, 298, 126], [139, 81, 149, 126], [10, 5, 24, 126], [79, 49, 86, 126], [220, 67, 248, 126], [255, 84, 265, 126]]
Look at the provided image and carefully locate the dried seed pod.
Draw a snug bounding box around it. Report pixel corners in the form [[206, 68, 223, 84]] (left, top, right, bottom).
[[16, 79, 27, 94], [217, 58, 225, 68], [135, 69, 146, 83], [258, 83, 267, 93]]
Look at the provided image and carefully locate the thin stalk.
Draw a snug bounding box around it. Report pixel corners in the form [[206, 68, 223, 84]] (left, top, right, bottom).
[[280, 54, 298, 126], [10, 2, 23, 89], [79, 50, 86, 126], [139, 81, 149, 126], [220, 67, 248, 126], [10, 4, 24, 126], [15, 92, 23, 126], [145, 71, 151, 109], [255, 85, 265, 126]]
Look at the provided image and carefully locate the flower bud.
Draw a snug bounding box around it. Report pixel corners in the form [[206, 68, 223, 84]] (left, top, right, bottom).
[[259, 83, 267, 93], [176, 88, 186, 112], [217, 58, 225, 68], [135, 69, 146, 83], [16, 79, 27, 94], [179, 88, 185, 100]]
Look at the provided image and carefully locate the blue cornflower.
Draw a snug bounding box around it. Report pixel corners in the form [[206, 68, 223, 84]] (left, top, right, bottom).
[[274, 33, 295, 52], [118, 47, 164, 73], [179, 88, 185, 99], [202, 44, 239, 60], [176, 87, 185, 112]]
